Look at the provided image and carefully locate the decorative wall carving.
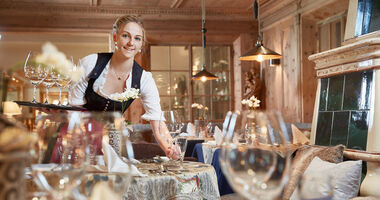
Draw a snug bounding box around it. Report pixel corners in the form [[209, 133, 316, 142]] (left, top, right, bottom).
[[309, 38, 380, 78]]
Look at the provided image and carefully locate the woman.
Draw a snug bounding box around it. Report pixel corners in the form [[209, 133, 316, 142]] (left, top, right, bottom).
[[70, 15, 179, 160]]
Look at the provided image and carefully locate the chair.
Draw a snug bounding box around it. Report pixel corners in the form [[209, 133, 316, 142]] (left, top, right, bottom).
[[130, 142, 166, 160]]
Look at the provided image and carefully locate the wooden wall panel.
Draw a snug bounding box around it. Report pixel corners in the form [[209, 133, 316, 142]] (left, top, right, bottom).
[[301, 17, 318, 122], [263, 18, 301, 123]]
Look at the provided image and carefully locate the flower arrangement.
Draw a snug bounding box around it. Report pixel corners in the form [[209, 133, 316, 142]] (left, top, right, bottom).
[[192, 103, 208, 120], [35, 42, 84, 82], [241, 95, 261, 109], [110, 88, 140, 112]]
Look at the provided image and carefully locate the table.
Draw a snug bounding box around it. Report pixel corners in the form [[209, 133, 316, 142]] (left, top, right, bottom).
[[27, 161, 220, 200], [130, 161, 220, 199]]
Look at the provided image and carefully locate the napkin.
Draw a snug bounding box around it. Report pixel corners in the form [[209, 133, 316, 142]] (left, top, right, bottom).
[[214, 126, 223, 145], [186, 123, 195, 137], [179, 132, 189, 137], [87, 141, 146, 177], [291, 124, 310, 145]]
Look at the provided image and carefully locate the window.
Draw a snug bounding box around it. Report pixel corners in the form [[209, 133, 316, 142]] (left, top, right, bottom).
[[318, 13, 347, 52], [150, 45, 232, 122]]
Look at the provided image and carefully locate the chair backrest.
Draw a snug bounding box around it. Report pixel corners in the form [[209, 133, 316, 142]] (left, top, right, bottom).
[[226, 112, 239, 140], [130, 142, 166, 160], [222, 111, 232, 136]]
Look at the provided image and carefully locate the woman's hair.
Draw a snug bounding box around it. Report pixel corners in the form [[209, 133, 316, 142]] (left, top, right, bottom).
[[113, 15, 146, 42]]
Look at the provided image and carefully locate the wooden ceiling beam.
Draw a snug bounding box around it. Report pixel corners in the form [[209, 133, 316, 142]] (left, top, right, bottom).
[[0, 2, 251, 21], [0, 15, 255, 35]]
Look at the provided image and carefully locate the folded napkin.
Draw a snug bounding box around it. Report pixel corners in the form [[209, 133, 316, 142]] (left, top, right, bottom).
[[214, 126, 223, 145], [179, 132, 189, 137], [87, 141, 146, 177], [291, 124, 310, 145], [186, 123, 195, 137]]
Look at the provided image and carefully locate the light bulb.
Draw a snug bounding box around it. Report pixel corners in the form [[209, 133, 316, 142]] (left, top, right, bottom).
[[257, 54, 263, 62], [201, 76, 207, 82]]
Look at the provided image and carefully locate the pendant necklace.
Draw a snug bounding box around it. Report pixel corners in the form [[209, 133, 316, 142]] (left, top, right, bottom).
[[110, 67, 124, 80]]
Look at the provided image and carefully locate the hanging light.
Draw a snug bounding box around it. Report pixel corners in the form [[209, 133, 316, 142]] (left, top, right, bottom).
[[239, 0, 282, 62], [192, 0, 218, 82]]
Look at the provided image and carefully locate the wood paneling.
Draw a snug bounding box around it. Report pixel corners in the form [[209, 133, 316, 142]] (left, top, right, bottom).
[[301, 17, 318, 122]]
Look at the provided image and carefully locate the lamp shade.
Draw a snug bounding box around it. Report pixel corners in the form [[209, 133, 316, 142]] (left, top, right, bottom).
[[239, 41, 282, 62], [192, 68, 218, 81], [2, 101, 22, 116]]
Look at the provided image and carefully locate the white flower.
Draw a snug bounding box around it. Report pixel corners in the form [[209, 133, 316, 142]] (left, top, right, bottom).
[[241, 95, 260, 108], [192, 103, 208, 110], [36, 42, 83, 82], [110, 88, 140, 102]]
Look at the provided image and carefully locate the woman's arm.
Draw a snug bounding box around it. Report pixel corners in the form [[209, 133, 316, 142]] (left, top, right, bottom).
[[150, 120, 179, 160], [139, 71, 179, 159]]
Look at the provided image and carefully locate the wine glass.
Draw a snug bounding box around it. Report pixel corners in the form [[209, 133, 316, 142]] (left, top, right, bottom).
[[219, 110, 291, 200], [32, 112, 88, 199], [174, 137, 187, 165], [24, 51, 47, 103], [42, 65, 57, 104], [55, 73, 71, 106]]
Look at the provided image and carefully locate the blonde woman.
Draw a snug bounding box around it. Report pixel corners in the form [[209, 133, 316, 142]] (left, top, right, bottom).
[[70, 15, 179, 160]]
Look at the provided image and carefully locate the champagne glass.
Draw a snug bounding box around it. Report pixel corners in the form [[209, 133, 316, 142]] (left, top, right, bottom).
[[55, 73, 71, 106], [42, 66, 57, 104], [219, 110, 291, 200], [24, 51, 47, 103]]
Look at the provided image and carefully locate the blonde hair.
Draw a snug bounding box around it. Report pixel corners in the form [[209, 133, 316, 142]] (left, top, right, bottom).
[[113, 15, 146, 42]]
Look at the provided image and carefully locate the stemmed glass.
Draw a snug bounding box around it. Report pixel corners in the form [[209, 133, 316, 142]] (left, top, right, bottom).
[[42, 66, 57, 104], [55, 73, 71, 106], [24, 51, 47, 103], [219, 110, 291, 200], [174, 137, 188, 165], [32, 112, 88, 199]]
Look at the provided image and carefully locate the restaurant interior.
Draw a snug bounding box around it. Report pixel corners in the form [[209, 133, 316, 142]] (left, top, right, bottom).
[[0, 0, 380, 199]]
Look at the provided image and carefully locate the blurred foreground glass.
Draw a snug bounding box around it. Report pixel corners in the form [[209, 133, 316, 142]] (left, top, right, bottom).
[[31, 111, 132, 199], [219, 110, 291, 200]]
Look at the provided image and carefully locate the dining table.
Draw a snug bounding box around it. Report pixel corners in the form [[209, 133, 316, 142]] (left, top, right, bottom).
[[27, 161, 220, 200]]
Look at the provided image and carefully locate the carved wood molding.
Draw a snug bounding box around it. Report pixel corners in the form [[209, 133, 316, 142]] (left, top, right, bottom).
[[0, 2, 251, 20], [315, 60, 380, 78], [309, 38, 380, 78]]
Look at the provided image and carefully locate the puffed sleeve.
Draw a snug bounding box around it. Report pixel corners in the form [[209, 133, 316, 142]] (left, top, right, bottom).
[[69, 54, 98, 106], [140, 71, 163, 121]]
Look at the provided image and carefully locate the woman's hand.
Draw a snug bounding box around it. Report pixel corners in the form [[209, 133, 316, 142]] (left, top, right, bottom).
[[166, 144, 180, 160]]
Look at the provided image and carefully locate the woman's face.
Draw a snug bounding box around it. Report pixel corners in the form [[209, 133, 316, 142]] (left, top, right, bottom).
[[114, 22, 144, 59]]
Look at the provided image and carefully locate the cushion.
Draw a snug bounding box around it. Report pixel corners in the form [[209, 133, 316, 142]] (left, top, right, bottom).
[[292, 157, 362, 200], [282, 145, 345, 199]]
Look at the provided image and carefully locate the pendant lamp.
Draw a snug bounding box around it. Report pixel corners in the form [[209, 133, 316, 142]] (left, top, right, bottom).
[[192, 0, 218, 82], [239, 0, 282, 62]]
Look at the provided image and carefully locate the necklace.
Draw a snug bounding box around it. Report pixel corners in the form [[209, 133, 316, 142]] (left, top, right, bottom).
[[110, 67, 125, 80]]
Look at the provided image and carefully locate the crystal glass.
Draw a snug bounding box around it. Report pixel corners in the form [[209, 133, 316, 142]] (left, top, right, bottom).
[[162, 110, 185, 137], [32, 112, 88, 199], [30, 112, 133, 199], [55, 73, 71, 106], [42, 66, 57, 104], [219, 110, 292, 200], [24, 51, 47, 103], [175, 137, 187, 165]]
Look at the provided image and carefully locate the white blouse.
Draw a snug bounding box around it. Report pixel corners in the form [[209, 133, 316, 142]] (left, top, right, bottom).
[[69, 53, 163, 121]]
